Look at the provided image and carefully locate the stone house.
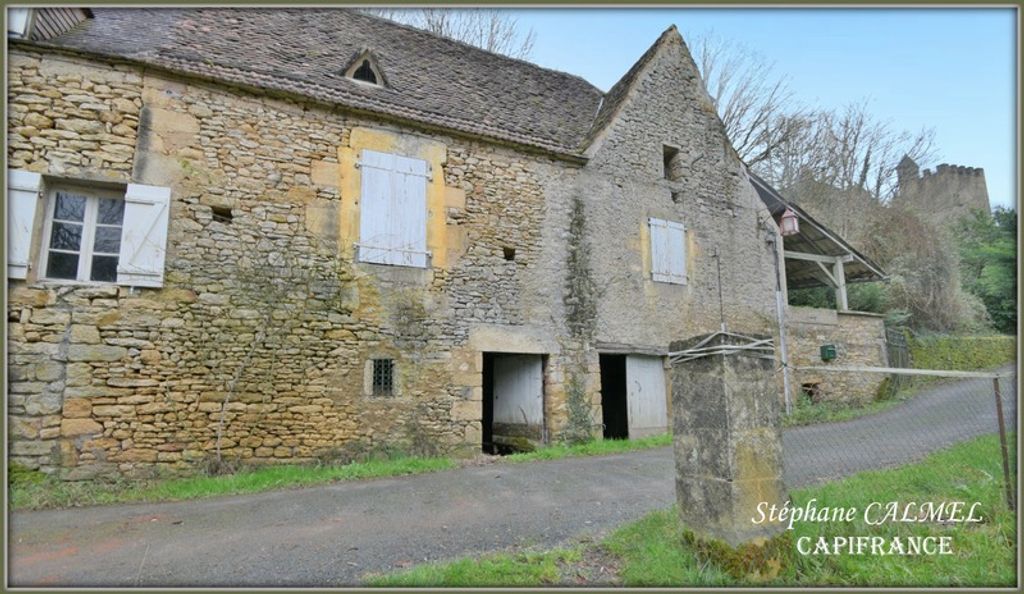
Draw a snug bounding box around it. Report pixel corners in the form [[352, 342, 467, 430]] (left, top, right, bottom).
[[7, 8, 794, 478]]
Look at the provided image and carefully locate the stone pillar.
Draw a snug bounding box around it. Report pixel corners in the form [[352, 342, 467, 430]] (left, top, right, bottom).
[[669, 333, 786, 547]]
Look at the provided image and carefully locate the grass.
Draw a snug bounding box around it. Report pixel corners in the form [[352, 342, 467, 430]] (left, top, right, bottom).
[[9, 433, 673, 511], [504, 432, 672, 462], [783, 388, 915, 428], [367, 549, 583, 587], [366, 434, 1017, 587], [9, 455, 456, 510]]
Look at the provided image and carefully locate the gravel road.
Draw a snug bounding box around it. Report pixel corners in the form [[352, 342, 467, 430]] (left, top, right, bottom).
[[8, 369, 1015, 587]]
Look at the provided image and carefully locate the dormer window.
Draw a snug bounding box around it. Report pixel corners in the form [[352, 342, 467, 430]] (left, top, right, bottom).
[[344, 50, 385, 88], [352, 60, 377, 84]]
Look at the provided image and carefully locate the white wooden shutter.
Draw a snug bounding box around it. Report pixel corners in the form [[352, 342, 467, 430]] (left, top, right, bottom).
[[117, 183, 171, 287], [7, 169, 43, 279], [357, 149, 429, 268], [649, 217, 686, 285]]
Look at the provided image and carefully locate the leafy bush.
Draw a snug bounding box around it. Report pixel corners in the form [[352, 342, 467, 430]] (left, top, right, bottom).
[[909, 334, 1016, 371], [956, 207, 1017, 334]]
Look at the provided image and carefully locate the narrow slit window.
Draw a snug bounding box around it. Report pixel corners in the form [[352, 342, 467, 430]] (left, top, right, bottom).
[[663, 145, 682, 182], [372, 358, 394, 397]]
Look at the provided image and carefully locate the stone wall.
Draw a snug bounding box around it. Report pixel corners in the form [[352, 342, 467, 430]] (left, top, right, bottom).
[[8, 34, 783, 478], [581, 32, 779, 350], [7, 49, 576, 477], [895, 161, 991, 231], [785, 306, 888, 405]]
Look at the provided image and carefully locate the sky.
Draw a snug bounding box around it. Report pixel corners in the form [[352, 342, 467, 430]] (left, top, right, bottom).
[[506, 8, 1017, 210]]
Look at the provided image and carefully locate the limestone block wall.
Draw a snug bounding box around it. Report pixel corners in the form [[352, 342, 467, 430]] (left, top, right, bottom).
[[7, 52, 140, 182], [785, 307, 888, 405], [581, 31, 779, 352], [7, 48, 573, 478], [7, 35, 785, 478]]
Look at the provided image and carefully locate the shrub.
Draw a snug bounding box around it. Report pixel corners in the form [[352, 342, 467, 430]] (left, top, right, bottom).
[[909, 334, 1016, 371]]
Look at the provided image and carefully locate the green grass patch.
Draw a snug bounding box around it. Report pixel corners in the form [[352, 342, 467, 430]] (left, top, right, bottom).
[[367, 434, 1016, 587], [786, 433, 1017, 586], [9, 456, 456, 511], [9, 434, 673, 511], [504, 433, 672, 462], [366, 548, 581, 587]]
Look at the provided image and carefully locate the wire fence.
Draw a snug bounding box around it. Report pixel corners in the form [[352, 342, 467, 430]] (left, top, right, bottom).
[[782, 364, 1017, 511]]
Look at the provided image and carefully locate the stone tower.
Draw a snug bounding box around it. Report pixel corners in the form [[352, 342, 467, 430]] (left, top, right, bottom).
[[893, 155, 991, 229]]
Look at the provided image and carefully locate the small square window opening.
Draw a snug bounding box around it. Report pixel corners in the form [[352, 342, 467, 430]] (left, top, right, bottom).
[[503, 247, 516, 261], [211, 206, 233, 224], [372, 358, 394, 397]]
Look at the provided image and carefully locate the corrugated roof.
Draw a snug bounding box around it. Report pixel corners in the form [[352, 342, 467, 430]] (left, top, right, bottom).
[[22, 8, 606, 156]]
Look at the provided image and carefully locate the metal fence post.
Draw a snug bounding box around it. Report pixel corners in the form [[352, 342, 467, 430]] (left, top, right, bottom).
[[992, 377, 1015, 511]]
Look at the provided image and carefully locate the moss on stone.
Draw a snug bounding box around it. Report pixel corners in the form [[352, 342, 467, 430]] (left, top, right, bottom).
[[681, 529, 792, 581]]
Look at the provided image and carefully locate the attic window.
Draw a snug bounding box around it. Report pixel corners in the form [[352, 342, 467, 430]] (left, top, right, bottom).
[[352, 60, 377, 85], [345, 51, 384, 87]]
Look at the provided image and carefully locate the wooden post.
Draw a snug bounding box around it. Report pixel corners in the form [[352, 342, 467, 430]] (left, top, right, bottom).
[[833, 257, 848, 311], [993, 378, 1015, 510]]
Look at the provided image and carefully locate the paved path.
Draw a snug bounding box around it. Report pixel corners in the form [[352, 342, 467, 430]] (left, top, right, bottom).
[[784, 369, 1017, 486], [9, 370, 1016, 587]]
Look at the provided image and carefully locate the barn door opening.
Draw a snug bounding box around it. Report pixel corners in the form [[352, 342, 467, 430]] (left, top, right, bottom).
[[482, 353, 544, 454], [600, 354, 628, 439]]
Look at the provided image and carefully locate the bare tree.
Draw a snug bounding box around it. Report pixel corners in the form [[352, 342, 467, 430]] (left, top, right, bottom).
[[691, 32, 808, 166], [366, 8, 536, 59], [690, 33, 936, 207]]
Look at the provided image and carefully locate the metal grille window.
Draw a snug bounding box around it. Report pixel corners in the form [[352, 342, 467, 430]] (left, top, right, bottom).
[[371, 358, 395, 397]]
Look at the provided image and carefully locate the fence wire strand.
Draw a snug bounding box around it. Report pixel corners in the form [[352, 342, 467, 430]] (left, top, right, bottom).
[[777, 365, 1017, 510]]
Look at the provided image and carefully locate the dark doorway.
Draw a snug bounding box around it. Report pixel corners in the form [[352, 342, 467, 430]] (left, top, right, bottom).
[[482, 353, 495, 454], [600, 354, 628, 439]]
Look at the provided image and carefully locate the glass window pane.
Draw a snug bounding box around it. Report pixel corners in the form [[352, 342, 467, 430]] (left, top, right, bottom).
[[96, 198, 125, 225], [46, 252, 79, 280], [49, 222, 83, 251], [54, 193, 86, 221], [93, 226, 121, 254], [90, 255, 118, 282]]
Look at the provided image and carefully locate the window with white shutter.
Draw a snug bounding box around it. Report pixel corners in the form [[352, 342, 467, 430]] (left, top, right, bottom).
[[7, 169, 43, 279], [37, 182, 171, 287], [649, 217, 686, 285], [356, 149, 430, 268], [117, 184, 171, 287]]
